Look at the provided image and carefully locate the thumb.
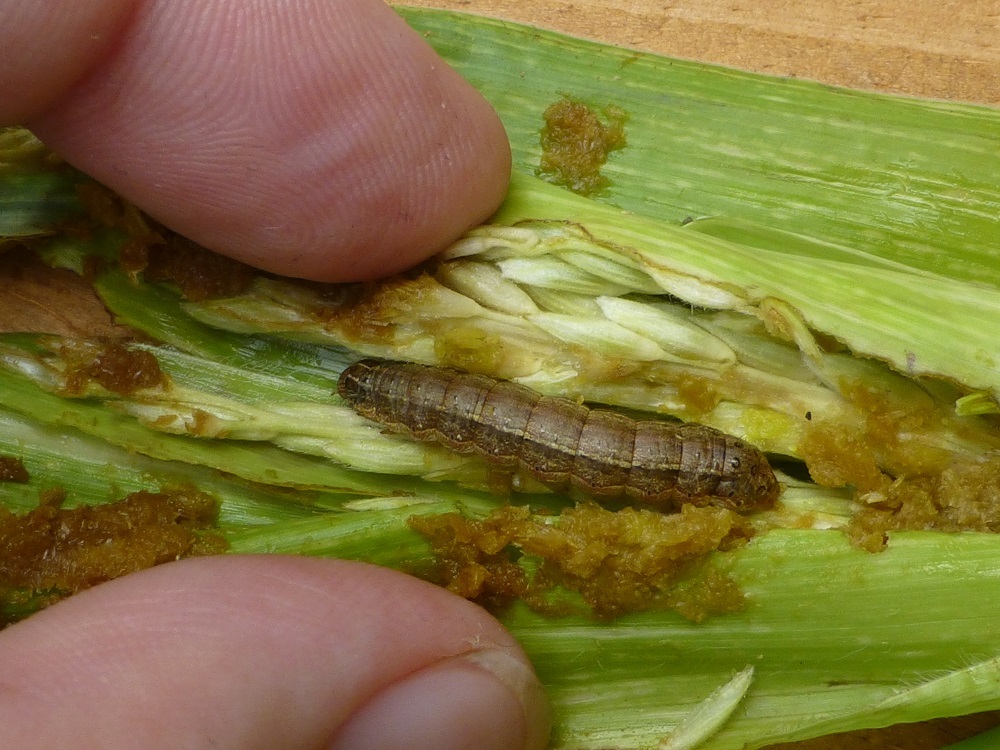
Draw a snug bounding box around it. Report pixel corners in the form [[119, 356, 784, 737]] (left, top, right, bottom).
[[0, 555, 550, 750], [2, 0, 510, 281]]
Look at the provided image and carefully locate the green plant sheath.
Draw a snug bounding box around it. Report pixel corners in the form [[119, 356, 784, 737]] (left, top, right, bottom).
[[6, 386, 1000, 749], [397, 7, 1000, 288]]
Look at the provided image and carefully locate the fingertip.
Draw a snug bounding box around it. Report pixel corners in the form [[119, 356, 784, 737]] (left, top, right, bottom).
[[329, 650, 551, 750], [463, 649, 553, 750], [24, 0, 511, 282], [0, 0, 136, 125], [0, 555, 548, 750]]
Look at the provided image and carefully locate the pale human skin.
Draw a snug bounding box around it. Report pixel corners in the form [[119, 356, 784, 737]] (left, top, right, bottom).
[[0, 1, 550, 748]]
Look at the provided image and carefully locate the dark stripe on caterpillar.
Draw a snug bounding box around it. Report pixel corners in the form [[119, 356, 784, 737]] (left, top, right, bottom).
[[337, 359, 779, 513]]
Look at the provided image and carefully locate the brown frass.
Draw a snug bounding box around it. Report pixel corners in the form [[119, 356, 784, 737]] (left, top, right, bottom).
[[0, 486, 227, 625], [0, 456, 29, 483], [538, 96, 627, 195], [61, 339, 165, 396], [844, 457, 1000, 552], [795, 380, 1000, 551], [121, 230, 257, 302], [410, 502, 752, 620]]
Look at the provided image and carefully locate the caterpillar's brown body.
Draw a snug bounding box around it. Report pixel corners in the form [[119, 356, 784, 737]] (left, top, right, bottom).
[[338, 360, 779, 513]]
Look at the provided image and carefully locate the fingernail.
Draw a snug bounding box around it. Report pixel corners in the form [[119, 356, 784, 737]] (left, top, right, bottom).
[[328, 648, 551, 750]]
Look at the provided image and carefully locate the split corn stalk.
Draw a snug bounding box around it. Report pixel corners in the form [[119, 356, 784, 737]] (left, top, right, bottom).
[[4, 6, 1000, 749]]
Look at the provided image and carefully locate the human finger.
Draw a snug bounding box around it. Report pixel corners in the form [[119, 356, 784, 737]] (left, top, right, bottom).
[[2, 0, 510, 281], [0, 555, 549, 750]]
